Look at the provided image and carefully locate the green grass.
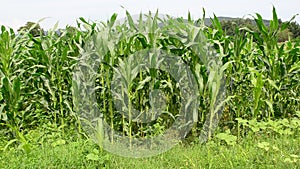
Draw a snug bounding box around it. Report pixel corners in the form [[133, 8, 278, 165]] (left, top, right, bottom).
[[0, 131, 299, 169]]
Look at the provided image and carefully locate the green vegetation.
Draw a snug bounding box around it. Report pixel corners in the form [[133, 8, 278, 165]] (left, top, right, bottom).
[[0, 7, 299, 168], [1, 131, 299, 168], [216, 16, 300, 42]]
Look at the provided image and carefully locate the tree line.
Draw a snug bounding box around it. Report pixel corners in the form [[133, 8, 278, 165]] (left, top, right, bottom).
[[216, 18, 300, 42], [17, 17, 300, 43]]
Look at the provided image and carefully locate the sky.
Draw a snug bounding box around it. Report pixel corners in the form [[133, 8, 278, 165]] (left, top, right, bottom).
[[0, 0, 299, 31]]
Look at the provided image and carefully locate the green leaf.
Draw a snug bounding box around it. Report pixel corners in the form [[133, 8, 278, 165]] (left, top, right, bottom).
[[3, 139, 18, 151], [265, 100, 274, 116], [13, 77, 21, 101], [2, 77, 11, 104], [215, 132, 237, 146], [266, 79, 279, 90], [271, 6, 279, 31], [79, 17, 89, 24], [235, 118, 249, 125], [136, 76, 151, 91], [1, 25, 6, 32], [290, 154, 300, 158], [288, 62, 300, 74], [108, 13, 118, 28], [257, 142, 270, 151], [18, 142, 31, 154], [126, 11, 137, 31], [86, 153, 99, 161], [254, 13, 268, 37], [188, 11, 192, 23], [0, 103, 7, 121], [51, 139, 66, 147]]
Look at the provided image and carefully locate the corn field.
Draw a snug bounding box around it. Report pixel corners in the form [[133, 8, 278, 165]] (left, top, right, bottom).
[[0, 7, 299, 148]]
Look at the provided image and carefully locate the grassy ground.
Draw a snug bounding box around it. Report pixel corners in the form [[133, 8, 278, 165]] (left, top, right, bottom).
[[0, 132, 299, 169]]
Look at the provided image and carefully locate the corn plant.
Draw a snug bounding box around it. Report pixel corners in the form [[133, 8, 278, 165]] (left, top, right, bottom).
[[0, 26, 28, 146]]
